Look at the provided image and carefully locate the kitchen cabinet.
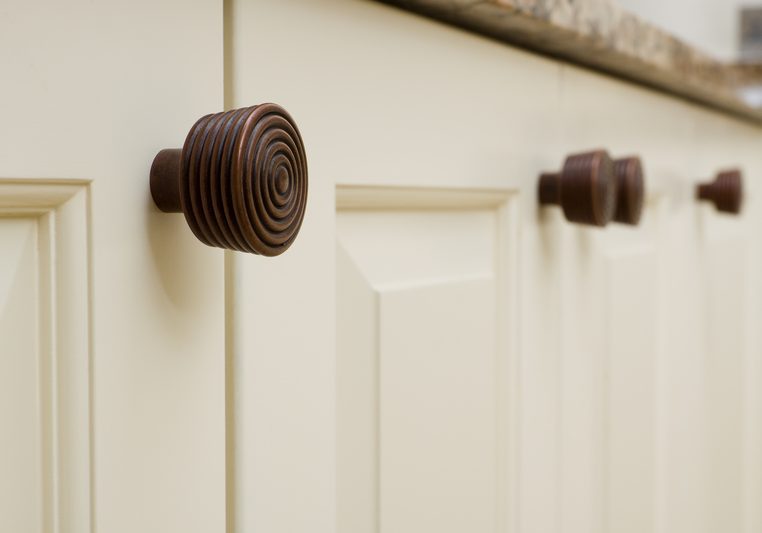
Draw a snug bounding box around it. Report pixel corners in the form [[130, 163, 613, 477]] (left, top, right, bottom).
[[1, 1, 760, 532], [0, 2, 224, 532]]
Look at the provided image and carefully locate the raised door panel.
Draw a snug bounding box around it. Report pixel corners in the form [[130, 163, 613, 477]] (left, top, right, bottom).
[[1, 217, 44, 533], [658, 219, 750, 533], [336, 189, 517, 533], [605, 245, 659, 533], [701, 232, 746, 533], [548, 201, 662, 533]]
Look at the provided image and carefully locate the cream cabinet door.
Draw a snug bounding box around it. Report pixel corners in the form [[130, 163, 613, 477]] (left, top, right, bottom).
[[227, 1, 762, 533], [0, 2, 225, 532], [226, 0, 557, 531], [226, 0, 540, 531], [556, 71, 762, 533]]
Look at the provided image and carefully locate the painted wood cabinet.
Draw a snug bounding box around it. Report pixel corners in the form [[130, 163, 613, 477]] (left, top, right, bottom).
[[0, 2, 224, 532], [1, 1, 760, 532]]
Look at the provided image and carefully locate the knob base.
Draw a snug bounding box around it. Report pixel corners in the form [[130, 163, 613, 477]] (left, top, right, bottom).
[[150, 148, 182, 213], [696, 169, 743, 215]]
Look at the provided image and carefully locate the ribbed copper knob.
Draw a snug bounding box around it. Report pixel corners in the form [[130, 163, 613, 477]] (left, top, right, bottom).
[[538, 150, 617, 226], [697, 170, 743, 214], [150, 103, 308, 256], [613, 156, 644, 225]]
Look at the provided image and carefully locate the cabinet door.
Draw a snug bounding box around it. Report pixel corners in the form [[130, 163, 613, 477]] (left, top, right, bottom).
[[557, 67, 762, 533], [226, 2, 762, 533], [225, 1, 559, 531], [0, 2, 225, 532]]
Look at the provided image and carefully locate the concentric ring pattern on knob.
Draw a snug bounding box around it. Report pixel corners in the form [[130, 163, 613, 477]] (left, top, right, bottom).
[[562, 151, 616, 226], [147, 104, 309, 255], [697, 169, 743, 215], [181, 103, 308, 256], [613, 156, 644, 225], [538, 149, 617, 227]]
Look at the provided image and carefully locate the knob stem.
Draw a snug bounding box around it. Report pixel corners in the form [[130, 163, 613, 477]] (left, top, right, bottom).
[[696, 183, 712, 201], [150, 148, 182, 213], [538, 172, 561, 205]]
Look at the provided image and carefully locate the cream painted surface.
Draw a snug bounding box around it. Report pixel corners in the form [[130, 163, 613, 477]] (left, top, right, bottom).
[[605, 246, 658, 533], [336, 193, 516, 533], [229, 1, 556, 529], [0, 1, 224, 532], [0, 218, 41, 533], [230, 1, 762, 533], [3, 1, 760, 533], [0, 182, 91, 533], [378, 279, 497, 532]]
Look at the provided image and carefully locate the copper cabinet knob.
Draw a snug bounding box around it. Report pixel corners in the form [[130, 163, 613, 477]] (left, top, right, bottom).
[[613, 156, 645, 225], [538, 149, 617, 226], [150, 103, 308, 256], [696, 169, 743, 214]]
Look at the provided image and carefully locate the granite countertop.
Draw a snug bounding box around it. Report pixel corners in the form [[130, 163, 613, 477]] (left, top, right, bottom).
[[378, 0, 762, 123]]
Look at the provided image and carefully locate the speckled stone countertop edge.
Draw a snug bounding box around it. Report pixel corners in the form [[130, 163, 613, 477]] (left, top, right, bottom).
[[377, 0, 762, 124]]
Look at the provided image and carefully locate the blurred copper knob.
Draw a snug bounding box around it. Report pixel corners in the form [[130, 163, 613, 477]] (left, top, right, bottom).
[[538, 149, 617, 226], [613, 156, 645, 225], [151, 103, 308, 256], [697, 170, 743, 214]]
